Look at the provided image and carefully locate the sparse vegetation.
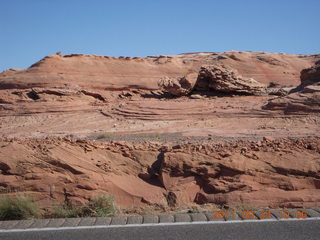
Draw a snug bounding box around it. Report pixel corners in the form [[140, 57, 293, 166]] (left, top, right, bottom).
[[0, 196, 41, 220], [52, 204, 82, 218], [0, 193, 117, 220], [52, 194, 117, 218], [83, 194, 118, 217], [140, 204, 167, 216], [135, 132, 162, 140], [94, 133, 114, 141]]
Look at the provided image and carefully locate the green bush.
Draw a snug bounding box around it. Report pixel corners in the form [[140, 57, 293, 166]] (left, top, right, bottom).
[[84, 194, 117, 217], [52, 194, 117, 218], [52, 204, 82, 218], [0, 196, 40, 220]]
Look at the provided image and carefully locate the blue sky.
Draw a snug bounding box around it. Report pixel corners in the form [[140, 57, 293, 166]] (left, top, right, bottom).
[[1, 0, 319, 71]]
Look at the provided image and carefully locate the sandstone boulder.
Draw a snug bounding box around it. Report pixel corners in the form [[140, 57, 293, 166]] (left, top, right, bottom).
[[196, 64, 265, 94], [158, 73, 198, 96]]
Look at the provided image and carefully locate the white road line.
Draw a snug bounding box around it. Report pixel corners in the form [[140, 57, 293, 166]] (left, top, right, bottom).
[[0, 217, 319, 233]]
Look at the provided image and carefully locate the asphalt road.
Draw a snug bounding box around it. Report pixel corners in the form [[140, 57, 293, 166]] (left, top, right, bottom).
[[0, 219, 319, 240]]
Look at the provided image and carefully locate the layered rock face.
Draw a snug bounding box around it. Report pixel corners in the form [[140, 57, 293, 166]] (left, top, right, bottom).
[[264, 63, 320, 113], [263, 86, 320, 113], [196, 64, 266, 94], [157, 138, 320, 208], [0, 54, 193, 90], [0, 137, 319, 210], [1, 52, 318, 90], [1, 51, 320, 212]]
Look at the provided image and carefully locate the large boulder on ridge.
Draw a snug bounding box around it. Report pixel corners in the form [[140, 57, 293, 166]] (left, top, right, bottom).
[[196, 64, 266, 94]]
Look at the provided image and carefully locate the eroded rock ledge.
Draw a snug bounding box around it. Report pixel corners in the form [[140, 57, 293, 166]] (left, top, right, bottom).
[[264, 62, 320, 113]]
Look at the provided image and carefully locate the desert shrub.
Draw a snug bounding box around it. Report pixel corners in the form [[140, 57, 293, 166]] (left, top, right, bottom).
[[0, 196, 40, 220], [83, 194, 117, 217], [94, 133, 114, 140], [136, 133, 162, 140], [52, 204, 82, 218], [52, 194, 117, 218]]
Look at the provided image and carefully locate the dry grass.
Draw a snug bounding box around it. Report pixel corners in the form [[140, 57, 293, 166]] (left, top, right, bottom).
[[52, 194, 118, 218], [0, 196, 41, 220]]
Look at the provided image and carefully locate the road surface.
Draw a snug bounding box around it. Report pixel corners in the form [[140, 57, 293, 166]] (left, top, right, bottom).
[[0, 219, 319, 240]]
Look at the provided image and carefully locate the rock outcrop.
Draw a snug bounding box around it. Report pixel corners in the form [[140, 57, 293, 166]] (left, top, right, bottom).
[[263, 86, 320, 113], [158, 73, 198, 96], [1, 51, 320, 213], [0, 137, 319, 210], [1, 52, 318, 90], [196, 64, 266, 94], [156, 138, 320, 208], [300, 61, 320, 86], [264, 63, 320, 113]]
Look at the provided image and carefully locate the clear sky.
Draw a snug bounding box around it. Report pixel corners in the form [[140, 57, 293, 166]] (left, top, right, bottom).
[[1, 0, 319, 71]]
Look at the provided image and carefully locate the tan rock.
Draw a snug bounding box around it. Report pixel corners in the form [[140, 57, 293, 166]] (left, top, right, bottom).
[[197, 64, 266, 94], [158, 73, 198, 96], [264, 63, 320, 113]]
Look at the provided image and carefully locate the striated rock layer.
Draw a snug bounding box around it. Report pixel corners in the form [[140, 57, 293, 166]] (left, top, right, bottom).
[[0, 137, 319, 210], [1, 52, 319, 90], [264, 62, 320, 113], [1, 51, 320, 211]]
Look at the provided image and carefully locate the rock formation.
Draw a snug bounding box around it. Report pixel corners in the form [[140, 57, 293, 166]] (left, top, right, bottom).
[[158, 73, 198, 96], [0, 137, 319, 210], [300, 60, 320, 86], [264, 63, 320, 113], [1, 51, 320, 212], [156, 138, 320, 208], [196, 64, 266, 94], [1, 52, 318, 90]]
